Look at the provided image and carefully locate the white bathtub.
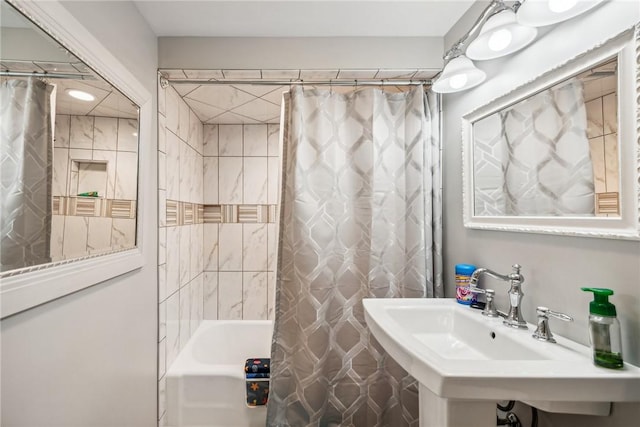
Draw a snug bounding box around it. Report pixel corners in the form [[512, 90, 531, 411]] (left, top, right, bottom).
[[166, 320, 274, 427]]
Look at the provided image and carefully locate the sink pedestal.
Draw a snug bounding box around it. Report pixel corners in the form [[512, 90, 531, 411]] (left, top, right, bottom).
[[419, 385, 496, 427]]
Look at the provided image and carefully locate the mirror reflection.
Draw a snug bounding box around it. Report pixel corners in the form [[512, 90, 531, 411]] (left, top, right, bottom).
[[472, 56, 618, 217], [1, 1, 140, 273]]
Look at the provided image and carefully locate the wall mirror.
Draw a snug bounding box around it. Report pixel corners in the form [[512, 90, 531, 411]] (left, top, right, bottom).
[[462, 26, 639, 239], [1, 0, 150, 318]]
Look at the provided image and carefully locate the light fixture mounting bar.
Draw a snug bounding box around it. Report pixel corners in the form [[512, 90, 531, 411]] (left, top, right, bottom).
[[443, 0, 519, 62]]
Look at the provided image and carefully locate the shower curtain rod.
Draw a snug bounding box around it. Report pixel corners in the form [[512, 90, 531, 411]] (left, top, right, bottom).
[[160, 77, 432, 89], [0, 71, 96, 80]]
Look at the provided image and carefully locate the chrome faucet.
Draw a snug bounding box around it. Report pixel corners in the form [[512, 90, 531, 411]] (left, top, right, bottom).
[[469, 264, 527, 329]]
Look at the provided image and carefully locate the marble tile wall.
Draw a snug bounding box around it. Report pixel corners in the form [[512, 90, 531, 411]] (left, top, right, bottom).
[[51, 114, 138, 260], [157, 83, 205, 425], [202, 123, 280, 324], [585, 91, 619, 216]]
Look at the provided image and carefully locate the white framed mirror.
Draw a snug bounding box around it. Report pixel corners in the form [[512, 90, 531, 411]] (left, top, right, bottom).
[[462, 25, 639, 240], [0, 0, 151, 318]]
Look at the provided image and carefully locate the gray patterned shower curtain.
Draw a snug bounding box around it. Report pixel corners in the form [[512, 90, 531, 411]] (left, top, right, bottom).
[[267, 86, 442, 427], [0, 78, 54, 271]]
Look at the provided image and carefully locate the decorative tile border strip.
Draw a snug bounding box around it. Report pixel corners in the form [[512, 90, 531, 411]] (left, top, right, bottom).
[[267, 205, 277, 223], [52, 196, 136, 219], [595, 192, 620, 215], [221, 205, 237, 222], [108, 200, 137, 219], [166, 200, 178, 226], [166, 200, 276, 225], [183, 203, 194, 225], [203, 204, 221, 223], [196, 204, 204, 224]]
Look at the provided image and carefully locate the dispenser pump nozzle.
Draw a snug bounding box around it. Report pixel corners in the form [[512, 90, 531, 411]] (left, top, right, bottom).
[[581, 287, 616, 316]]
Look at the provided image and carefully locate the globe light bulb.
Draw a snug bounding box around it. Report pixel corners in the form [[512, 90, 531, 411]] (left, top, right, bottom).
[[487, 29, 513, 52], [449, 74, 468, 89], [548, 0, 578, 14]]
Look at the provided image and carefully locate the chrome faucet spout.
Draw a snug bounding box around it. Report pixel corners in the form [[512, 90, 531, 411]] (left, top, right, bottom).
[[470, 264, 527, 329], [470, 267, 510, 285]]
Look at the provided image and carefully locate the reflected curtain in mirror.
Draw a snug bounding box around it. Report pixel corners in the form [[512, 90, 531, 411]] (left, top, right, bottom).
[[473, 78, 595, 216], [1, 78, 54, 271]]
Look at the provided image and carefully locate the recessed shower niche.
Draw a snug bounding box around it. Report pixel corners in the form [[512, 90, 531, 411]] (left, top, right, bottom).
[[71, 159, 108, 198]]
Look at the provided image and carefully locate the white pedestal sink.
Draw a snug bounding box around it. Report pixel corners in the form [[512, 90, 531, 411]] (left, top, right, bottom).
[[363, 298, 640, 427]]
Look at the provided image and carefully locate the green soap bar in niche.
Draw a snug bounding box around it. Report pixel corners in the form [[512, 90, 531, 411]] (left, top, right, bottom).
[[78, 191, 98, 197]]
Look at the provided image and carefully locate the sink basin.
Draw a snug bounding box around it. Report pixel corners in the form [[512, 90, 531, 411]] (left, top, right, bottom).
[[363, 298, 640, 426], [388, 303, 549, 362]]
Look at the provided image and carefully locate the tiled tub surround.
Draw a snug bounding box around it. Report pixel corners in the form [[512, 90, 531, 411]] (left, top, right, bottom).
[[158, 92, 281, 425], [51, 114, 138, 260]]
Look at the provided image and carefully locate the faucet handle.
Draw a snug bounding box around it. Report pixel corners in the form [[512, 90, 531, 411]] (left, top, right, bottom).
[[532, 306, 573, 343], [542, 307, 573, 322], [469, 288, 499, 318], [481, 289, 499, 318]]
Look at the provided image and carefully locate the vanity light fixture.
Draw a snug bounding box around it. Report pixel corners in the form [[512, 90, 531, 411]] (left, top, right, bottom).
[[432, 54, 486, 93], [432, 1, 507, 94], [466, 8, 538, 60], [66, 89, 94, 101], [433, 0, 604, 94], [517, 0, 606, 27]]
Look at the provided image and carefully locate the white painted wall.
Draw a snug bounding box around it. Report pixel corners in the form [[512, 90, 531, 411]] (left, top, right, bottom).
[[0, 1, 158, 426], [158, 36, 444, 70], [443, 1, 640, 426], [1, 27, 72, 62]]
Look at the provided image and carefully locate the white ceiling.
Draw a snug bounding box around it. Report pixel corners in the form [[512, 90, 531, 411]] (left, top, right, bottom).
[[134, 0, 475, 37]]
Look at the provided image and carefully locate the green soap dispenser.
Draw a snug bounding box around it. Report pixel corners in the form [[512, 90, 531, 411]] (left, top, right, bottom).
[[581, 288, 624, 369]]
